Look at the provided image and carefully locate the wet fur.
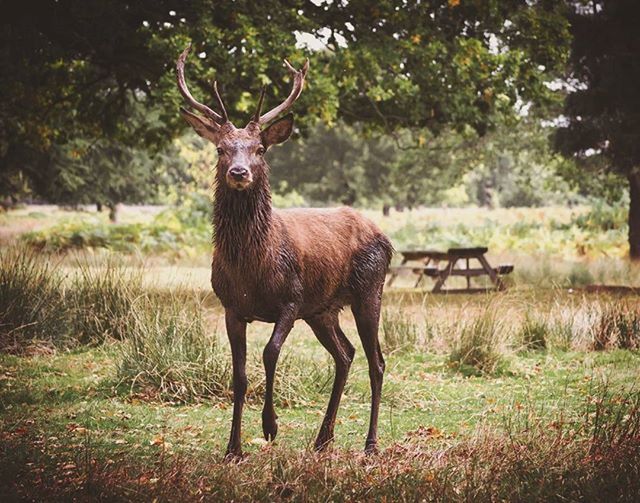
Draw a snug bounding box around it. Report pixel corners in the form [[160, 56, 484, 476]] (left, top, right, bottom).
[[185, 109, 393, 457], [177, 51, 392, 456], [211, 170, 393, 323]]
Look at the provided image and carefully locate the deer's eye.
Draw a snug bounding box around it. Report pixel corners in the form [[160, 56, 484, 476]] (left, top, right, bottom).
[[256, 146, 265, 156], [216, 147, 225, 156]]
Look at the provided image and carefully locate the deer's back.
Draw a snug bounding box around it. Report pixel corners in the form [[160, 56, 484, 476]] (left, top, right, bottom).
[[276, 207, 392, 314]]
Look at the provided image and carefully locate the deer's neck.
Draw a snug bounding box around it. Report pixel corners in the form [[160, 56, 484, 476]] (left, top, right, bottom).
[[213, 177, 273, 262]]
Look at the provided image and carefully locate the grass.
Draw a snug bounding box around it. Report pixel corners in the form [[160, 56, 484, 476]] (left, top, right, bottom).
[[518, 312, 548, 350], [381, 304, 420, 353], [116, 295, 230, 402], [593, 300, 640, 350], [1, 344, 638, 501], [448, 306, 506, 375], [0, 248, 147, 351], [0, 248, 66, 350]]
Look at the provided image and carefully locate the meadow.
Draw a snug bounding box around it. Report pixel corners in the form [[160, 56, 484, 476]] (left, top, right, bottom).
[[1, 204, 639, 501]]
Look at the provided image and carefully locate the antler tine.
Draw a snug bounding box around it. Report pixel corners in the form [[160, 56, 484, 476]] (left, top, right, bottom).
[[252, 86, 267, 123], [212, 81, 228, 123], [258, 58, 309, 125], [176, 44, 225, 124]]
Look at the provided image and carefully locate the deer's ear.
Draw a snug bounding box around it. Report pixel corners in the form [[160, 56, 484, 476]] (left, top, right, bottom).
[[261, 114, 294, 148], [180, 107, 221, 143]]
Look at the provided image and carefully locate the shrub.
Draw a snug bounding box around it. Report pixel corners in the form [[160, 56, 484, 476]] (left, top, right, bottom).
[[567, 262, 595, 287], [21, 203, 211, 257], [573, 201, 627, 232]]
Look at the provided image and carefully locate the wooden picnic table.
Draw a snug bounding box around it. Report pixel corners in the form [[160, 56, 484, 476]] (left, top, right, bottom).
[[386, 247, 513, 293]]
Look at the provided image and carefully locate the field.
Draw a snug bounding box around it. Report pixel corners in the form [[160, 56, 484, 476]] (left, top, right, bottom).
[[1, 205, 639, 501]]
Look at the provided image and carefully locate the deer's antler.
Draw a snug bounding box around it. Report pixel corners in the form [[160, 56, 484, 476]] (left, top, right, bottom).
[[256, 59, 309, 125], [176, 44, 227, 124]]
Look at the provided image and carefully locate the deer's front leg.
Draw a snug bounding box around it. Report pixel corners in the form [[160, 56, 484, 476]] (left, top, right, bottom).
[[225, 309, 247, 460], [262, 303, 298, 441]]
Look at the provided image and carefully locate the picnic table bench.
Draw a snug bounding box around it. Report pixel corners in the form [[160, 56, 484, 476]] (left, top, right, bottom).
[[387, 247, 513, 293]]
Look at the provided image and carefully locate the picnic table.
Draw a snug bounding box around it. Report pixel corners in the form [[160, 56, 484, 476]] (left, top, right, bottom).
[[386, 247, 513, 293]]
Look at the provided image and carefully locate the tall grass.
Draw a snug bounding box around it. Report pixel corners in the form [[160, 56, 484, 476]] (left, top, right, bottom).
[[517, 312, 548, 351], [0, 248, 66, 350], [593, 300, 640, 350], [449, 307, 507, 375], [117, 295, 230, 402], [117, 293, 332, 405], [67, 261, 143, 344], [1, 248, 145, 350], [381, 305, 419, 353]]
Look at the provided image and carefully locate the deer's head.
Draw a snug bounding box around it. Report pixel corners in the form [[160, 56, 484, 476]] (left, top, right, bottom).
[[176, 45, 308, 191]]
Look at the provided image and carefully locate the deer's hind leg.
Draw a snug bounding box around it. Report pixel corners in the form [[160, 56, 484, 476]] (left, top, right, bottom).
[[306, 312, 355, 451], [351, 285, 385, 454]]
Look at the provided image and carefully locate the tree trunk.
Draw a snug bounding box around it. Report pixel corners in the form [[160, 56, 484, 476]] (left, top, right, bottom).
[[96, 202, 102, 212], [107, 203, 119, 223], [382, 204, 390, 216], [629, 172, 640, 260]]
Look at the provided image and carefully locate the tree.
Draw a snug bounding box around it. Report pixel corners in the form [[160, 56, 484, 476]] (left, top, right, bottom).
[[0, 1, 323, 205], [555, 0, 640, 258], [310, 0, 569, 135], [1, 1, 570, 208]]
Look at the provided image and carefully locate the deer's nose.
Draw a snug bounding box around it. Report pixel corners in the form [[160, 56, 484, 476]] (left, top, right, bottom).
[[228, 166, 249, 181]]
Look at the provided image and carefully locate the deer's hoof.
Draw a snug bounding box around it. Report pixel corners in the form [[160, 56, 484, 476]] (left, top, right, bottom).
[[262, 410, 278, 441], [314, 435, 334, 452], [224, 449, 245, 463], [364, 440, 379, 455]]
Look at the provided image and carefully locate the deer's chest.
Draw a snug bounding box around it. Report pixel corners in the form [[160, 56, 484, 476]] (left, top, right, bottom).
[[210, 255, 296, 323]]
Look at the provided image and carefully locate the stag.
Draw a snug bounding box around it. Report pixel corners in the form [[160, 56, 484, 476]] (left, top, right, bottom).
[[176, 45, 393, 458]]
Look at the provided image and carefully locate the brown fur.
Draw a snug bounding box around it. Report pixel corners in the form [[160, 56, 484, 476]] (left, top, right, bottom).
[[176, 50, 392, 458]]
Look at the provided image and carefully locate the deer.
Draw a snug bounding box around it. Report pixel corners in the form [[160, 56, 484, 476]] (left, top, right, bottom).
[[176, 45, 393, 459]]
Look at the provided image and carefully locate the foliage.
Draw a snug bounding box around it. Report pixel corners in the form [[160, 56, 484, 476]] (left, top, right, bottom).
[[16, 202, 631, 260], [269, 122, 397, 206], [315, 0, 569, 134], [2, 1, 572, 210], [572, 199, 629, 232], [268, 116, 597, 210], [21, 203, 211, 257]]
